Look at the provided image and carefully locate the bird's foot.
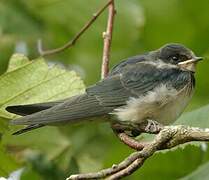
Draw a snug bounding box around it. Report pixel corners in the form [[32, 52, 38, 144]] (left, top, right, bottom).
[[111, 123, 141, 137], [111, 120, 163, 137], [144, 119, 163, 134]]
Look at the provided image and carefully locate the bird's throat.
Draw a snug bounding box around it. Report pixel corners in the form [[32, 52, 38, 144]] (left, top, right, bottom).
[[179, 63, 196, 72]]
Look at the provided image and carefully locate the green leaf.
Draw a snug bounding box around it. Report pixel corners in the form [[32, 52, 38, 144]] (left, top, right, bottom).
[[7, 54, 30, 72], [176, 104, 209, 128], [180, 161, 209, 180], [0, 117, 9, 134], [0, 53, 85, 133], [2, 127, 71, 160]]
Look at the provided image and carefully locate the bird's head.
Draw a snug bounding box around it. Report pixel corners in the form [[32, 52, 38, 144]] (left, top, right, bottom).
[[156, 43, 203, 72]]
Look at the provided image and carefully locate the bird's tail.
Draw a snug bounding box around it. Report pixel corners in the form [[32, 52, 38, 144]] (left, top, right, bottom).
[[6, 94, 111, 135], [11, 124, 44, 135], [6, 100, 65, 135]]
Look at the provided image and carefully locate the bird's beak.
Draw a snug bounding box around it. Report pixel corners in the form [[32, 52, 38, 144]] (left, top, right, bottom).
[[178, 56, 203, 72], [178, 56, 203, 66]]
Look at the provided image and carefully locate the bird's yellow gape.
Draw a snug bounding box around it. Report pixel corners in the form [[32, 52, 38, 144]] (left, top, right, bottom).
[[178, 56, 203, 72]]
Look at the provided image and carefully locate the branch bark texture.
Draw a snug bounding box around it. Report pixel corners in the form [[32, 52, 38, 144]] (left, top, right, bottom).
[[67, 125, 209, 180], [101, 0, 116, 79]]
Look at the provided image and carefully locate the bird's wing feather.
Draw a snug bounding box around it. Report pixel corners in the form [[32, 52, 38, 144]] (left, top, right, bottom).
[[109, 54, 147, 76], [87, 62, 192, 107], [6, 100, 65, 116], [12, 124, 44, 135]]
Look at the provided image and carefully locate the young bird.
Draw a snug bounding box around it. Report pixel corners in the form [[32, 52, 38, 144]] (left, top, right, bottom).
[[6, 43, 203, 135]]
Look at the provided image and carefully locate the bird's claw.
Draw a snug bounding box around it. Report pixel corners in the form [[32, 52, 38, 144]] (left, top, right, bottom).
[[144, 119, 163, 134]]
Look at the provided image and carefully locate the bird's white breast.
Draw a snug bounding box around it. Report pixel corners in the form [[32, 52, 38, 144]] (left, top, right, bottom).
[[112, 84, 194, 125]]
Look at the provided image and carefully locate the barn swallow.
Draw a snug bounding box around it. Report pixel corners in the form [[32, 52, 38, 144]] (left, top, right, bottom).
[[6, 43, 203, 135]]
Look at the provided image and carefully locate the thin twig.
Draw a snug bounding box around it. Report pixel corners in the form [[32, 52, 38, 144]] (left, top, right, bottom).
[[38, 0, 113, 56], [101, 0, 116, 79]]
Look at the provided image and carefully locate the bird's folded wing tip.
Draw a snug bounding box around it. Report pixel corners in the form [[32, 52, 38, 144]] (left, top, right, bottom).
[[5, 105, 20, 114], [5, 106, 12, 112]]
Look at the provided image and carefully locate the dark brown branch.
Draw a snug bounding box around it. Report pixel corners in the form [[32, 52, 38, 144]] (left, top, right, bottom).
[[116, 132, 149, 151], [38, 0, 113, 56], [67, 126, 209, 180]]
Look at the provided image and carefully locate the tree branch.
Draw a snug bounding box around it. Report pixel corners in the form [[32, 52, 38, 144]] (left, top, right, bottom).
[[67, 125, 209, 180], [38, 0, 113, 56], [101, 0, 116, 78], [115, 132, 147, 151]]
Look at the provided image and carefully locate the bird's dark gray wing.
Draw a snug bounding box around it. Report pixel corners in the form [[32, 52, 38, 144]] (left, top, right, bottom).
[[109, 54, 147, 76], [87, 62, 193, 107]]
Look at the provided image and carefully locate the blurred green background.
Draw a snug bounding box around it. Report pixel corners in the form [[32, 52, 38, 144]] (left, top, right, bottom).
[[0, 0, 209, 179]]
